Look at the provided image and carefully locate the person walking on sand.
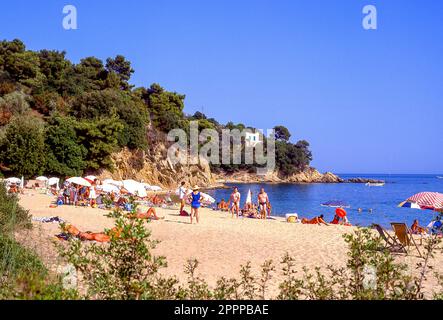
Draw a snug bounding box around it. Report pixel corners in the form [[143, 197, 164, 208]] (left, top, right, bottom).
[[189, 185, 202, 224], [178, 181, 187, 214], [229, 187, 241, 218], [258, 188, 270, 219]]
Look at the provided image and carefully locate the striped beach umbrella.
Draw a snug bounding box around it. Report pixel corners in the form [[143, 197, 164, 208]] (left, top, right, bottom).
[[398, 192, 443, 211]]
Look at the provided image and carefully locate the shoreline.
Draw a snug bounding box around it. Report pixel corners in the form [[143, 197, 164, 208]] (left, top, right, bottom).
[[17, 190, 442, 298]]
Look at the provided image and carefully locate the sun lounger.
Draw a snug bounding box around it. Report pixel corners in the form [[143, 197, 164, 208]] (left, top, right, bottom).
[[372, 224, 406, 254], [390, 222, 423, 258]]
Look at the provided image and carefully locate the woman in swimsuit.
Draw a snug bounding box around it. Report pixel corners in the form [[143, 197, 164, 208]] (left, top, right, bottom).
[[189, 185, 202, 224]]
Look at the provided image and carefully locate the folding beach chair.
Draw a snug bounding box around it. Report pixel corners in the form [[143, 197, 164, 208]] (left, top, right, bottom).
[[390, 223, 423, 258], [372, 224, 406, 254]]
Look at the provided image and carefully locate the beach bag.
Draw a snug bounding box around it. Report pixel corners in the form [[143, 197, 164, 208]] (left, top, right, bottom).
[[287, 216, 298, 223], [180, 210, 190, 217], [57, 199, 64, 206]]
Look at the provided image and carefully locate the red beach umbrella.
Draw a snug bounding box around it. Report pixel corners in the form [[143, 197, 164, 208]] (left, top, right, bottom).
[[335, 208, 347, 218], [400, 192, 443, 211]]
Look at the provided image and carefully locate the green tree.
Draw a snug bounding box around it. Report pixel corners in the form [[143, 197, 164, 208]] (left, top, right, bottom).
[[0, 116, 46, 177], [274, 125, 291, 142], [105, 55, 134, 91], [140, 84, 186, 132], [75, 116, 123, 170], [0, 91, 31, 126], [70, 89, 148, 149], [37, 50, 72, 92], [45, 115, 86, 176]]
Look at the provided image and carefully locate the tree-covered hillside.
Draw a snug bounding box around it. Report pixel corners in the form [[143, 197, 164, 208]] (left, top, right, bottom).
[[0, 39, 312, 178]]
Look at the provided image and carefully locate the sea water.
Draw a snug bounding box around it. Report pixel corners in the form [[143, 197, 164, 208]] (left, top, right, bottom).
[[209, 174, 443, 228]]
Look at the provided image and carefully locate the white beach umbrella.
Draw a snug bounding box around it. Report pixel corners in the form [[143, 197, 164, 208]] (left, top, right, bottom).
[[67, 177, 92, 187], [245, 189, 252, 204], [6, 177, 21, 184], [123, 180, 147, 197], [85, 175, 97, 181], [36, 176, 49, 181], [103, 179, 124, 187], [149, 185, 162, 192], [200, 192, 216, 204], [48, 177, 60, 189], [101, 183, 120, 194], [140, 183, 152, 190]]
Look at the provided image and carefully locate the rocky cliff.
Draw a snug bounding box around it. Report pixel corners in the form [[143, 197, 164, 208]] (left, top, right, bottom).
[[96, 146, 217, 189], [213, 167, 343, 184]]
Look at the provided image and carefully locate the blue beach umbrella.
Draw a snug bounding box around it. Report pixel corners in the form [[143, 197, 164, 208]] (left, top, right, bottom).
[[321, 200, 350, 208]]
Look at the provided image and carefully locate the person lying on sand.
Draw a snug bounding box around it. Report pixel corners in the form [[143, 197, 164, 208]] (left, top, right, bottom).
[[411, 219, 427, 235], [301, 214, 329, 226], [131, 206, 164, 220]]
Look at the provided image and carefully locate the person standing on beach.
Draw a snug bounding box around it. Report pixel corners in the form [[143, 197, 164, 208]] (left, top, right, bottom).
[[229, 187, 241, 218], [258, 188, 270, 219], [189, 185, 202, 224], [178, 181, 187, 214]]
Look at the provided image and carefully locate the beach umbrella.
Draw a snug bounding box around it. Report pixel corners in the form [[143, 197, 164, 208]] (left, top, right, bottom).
[[101, 183, 120, 194], [321, 200, 350, 208], [335, 208, 347, 218], [150, 185, 162, 192], [103, 179, 124, 187], [398, 192, 443, 211], [66, 177, 92, 187], [123, 180, 147, 197], [200, 192, 216, 205], [85, 175, 97, 181], [245, 189, 252, 204], [84, 178, 94, 184], [36, 176, 48, 181], [398, 201, 421, 209], [48, 177, 60, 188], [6, 177, 21, 184], [140, 183, 152, 190]]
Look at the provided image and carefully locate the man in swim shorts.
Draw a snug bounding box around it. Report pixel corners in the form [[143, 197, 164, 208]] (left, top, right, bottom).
[[229, 187, 241, 218], [258, 188, 270, 219], [178, 181, 187, 214]]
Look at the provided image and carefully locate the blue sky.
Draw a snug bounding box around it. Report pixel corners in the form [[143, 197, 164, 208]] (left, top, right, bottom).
[[1, 0, 442, 174]]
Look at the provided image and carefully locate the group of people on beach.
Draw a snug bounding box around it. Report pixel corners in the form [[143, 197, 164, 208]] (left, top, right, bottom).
[[217, 187, 272, 219], [177, 183, 272, 224]]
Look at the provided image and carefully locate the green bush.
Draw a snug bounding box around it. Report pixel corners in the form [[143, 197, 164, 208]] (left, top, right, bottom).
[[0, 183, 31, 235], [0, 115, 46, 178]]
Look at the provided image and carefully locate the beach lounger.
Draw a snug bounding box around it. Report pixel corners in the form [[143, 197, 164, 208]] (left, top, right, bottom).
[[390, 222, 423, 258], [372, 224, 406, 254]]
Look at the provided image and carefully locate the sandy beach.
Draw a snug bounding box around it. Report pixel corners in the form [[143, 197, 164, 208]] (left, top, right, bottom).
[[18, 190, 443, 298]]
